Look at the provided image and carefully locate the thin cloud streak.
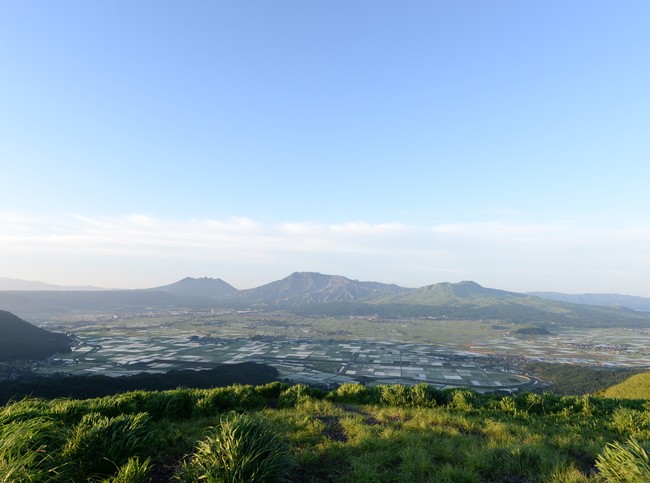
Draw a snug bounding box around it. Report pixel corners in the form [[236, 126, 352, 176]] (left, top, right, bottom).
[[0, 213, 649, 294]]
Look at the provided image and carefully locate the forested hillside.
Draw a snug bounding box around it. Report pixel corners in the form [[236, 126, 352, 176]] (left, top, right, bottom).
[[0, 310, 70, 361]]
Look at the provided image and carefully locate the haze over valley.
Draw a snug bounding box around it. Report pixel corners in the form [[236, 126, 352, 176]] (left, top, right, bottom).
[[2, 3, 650, 481], [2, 272, 649, 399]]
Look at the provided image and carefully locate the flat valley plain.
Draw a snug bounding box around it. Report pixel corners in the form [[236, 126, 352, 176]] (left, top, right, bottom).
[[20, 309, 650, 392]]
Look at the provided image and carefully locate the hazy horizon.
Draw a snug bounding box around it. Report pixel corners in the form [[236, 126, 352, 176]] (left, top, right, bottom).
[[2, 3, 649, 297], [2, 270, 650, 300]]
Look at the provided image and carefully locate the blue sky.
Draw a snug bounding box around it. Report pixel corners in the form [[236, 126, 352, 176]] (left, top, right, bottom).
[[1, 2, 650, 294]]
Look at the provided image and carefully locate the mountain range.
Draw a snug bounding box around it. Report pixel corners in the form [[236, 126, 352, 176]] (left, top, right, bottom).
[[0, 277, 105, 291], [1, 272, 650, 328], [529, 291, 650, 312]]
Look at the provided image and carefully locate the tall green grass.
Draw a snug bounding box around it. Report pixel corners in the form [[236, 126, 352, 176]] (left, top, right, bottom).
[[1, 381, 649, 481], [61, 412, 154, 476], [596, 438, 650, 482], [0, 417, 62, 482], [177, 412, 293, 482], [101, 457, 151, 483]]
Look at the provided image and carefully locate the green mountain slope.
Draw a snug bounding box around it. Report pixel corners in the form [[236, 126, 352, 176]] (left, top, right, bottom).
[[372, 281, 650, 327], [0, 310, 71, 361], [602, 372, 650, 399], [237, 271, 412, 305], [530, 291, 650, 312]]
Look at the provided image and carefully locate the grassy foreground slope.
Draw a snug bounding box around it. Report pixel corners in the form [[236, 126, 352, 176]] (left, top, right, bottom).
[[2, 383, 650, 482], [602, 372, 650, 399]]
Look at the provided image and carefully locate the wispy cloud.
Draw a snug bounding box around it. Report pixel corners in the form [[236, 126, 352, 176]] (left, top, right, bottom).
[[1, 213, 649, 293]]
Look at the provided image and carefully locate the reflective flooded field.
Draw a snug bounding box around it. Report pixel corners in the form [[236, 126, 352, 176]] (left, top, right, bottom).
[[29, 309, 649, 391]]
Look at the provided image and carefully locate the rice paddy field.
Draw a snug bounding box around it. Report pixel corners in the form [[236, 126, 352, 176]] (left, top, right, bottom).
[[29, 310, 650, 391]]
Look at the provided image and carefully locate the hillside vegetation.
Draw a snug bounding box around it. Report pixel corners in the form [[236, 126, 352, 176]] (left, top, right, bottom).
[[0, 310, 70, 361], [2, 382, 649, 482], [525, 363, 643, 396], [531, 291, 650, 312], [0, 362, 278, 405], [602, 372, 650, 399]]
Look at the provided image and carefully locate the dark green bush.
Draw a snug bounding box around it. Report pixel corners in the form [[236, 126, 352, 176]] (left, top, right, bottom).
[[143, 390, 196, 419], [410, 383, 439, 408], [278, 384, 314, 408], [379, 384, 411, 407], [449, 389, 476, 411], [194, 385, 267, 416], [326, 383, 379, 405], [254, 381, 289, 400]]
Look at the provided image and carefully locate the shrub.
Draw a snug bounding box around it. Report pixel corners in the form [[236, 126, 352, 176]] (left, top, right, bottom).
[[143, 390, 196, 420], [327, 383, 378, 405], [177, 412, 293, 482], [194, 385, 267, 416], [595, 438, 650, 482], [254, 381, 290, 400], [609, 407, 649, 437], [278, 384, 313, 408], [410, 384, 438, 408], [449, 389, 476, 411], [498, 396, 517, 415], [379, 385, 411, 407], [516, 392, 545, 415]]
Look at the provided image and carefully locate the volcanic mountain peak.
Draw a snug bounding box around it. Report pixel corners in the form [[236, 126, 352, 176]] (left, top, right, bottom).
[[238, 271, 412, 305], [151, 277, 238, 298]]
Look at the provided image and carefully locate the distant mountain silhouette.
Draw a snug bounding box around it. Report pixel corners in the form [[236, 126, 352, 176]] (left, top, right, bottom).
[[0, 290, 176, 314], [382, 280, 523, 306], [371, 281, 650, 327], [0, 310, 71, 361], [0, 274, 649, 328], [150, 277, 238, 299], [0, 277, 105, 291], [530, 291, 650, 312], [236, 272, 412, 305]]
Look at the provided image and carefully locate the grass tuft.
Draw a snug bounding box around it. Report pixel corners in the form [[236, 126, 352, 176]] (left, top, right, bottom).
[[595, 438, 650, 482], [176, 412, 293, 482]]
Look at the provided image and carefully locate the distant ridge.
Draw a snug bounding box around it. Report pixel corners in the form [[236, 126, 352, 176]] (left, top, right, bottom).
[[237, 272, 412, 305], [382, 280, 524, 306], [530, 291, 650, 312], [150, 277, 238, 299], [370, 281, 650, 327], [0, 274, 649, 328], [0, 310, 71, 361], [0, 277, 105, 291]]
